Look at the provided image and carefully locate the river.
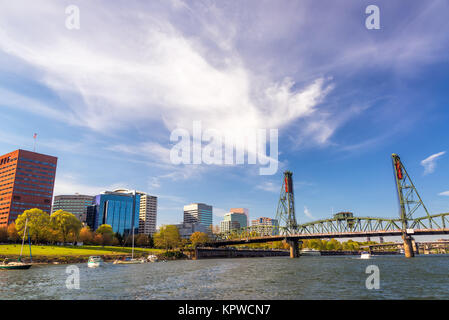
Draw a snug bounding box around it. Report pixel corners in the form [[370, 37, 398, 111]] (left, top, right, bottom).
[[0, 255, 448, 299]]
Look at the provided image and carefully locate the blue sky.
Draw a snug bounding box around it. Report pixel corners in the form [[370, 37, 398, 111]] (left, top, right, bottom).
[[0, 0, 448, 229]]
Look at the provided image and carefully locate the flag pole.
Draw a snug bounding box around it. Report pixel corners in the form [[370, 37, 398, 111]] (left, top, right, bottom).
[[33, 133, 37, 152]]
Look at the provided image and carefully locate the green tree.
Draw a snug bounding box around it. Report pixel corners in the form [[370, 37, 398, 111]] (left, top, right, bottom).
[[153, 225, 181, 252], [50, 210, 82, 244], [96, 224, 114, 236], [136, 234, 149, 247], [15, 208, 51, 244], [114, 232, 124, 246], [190, 231, 209, 247]]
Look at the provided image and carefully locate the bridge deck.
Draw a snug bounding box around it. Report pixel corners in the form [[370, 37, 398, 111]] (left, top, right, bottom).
[[208, 228, 449, 247]]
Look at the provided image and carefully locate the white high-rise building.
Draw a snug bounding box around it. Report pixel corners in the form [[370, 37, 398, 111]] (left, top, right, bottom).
[[139, 194, 157, 235]]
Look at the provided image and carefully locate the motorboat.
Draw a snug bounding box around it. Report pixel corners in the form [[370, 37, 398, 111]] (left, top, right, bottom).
[[147, 254, 158, 262], [300, 248, 321, 256], [87, 256, 103, 268], [360, 251, 372, 259]]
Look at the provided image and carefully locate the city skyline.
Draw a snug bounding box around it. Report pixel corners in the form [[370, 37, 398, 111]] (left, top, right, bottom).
[[0, 1, 448, 229]]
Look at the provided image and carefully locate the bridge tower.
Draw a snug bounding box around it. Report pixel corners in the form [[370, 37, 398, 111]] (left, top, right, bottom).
[[276, 171, 300, 258], [392, 154, 431, 258], [276, 171, 298, 234]]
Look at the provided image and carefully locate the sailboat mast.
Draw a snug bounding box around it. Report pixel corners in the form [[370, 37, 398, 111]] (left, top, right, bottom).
[[20, 218, 28, 259], [131, 190, 136, 259]]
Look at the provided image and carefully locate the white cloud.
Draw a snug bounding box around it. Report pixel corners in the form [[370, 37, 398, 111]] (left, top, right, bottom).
[[421, 151, 446, 175], [304, 206, 315, 220], [256, 181, 278, 193], [53, 173, 126, 196], [438, 191, 449, 196], [0, 2, 333, 155], [213, 207, 228, 218]]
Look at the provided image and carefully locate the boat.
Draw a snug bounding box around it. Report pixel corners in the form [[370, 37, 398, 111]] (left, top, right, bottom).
[[0, 218, 32, 270], [147, 254, 158, 262], [113, 256, 146, 264], [300, 248, 321, 256], [87, 256, 103, 268], [360, 251, 372, 259]]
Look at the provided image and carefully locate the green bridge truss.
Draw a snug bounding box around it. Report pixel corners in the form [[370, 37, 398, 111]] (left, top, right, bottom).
[[213, 154, 449, 242]]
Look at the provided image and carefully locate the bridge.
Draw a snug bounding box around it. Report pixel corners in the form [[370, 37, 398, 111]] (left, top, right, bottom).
[[208, 154, 449, 258]]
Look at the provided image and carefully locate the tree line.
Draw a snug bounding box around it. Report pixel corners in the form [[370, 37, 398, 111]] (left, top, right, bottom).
[[0, 208, 211, 251]]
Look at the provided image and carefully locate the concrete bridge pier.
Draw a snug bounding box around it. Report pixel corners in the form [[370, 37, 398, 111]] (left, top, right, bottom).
[[412, 239, 419, 255], [287, 239, 301, 258], [402, 234, 415, 258]]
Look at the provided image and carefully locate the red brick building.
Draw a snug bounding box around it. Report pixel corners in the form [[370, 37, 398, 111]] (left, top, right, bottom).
[[0, 149, 57, 227]]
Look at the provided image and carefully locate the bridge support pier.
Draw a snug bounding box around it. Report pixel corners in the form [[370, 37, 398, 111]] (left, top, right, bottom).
[[412, 239, 419, 255], [287, 239, 301, 258], [402, 235, 415, 258]]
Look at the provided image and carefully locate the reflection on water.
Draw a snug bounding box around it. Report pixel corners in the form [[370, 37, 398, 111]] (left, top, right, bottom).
[[1, 255, 448, 299]]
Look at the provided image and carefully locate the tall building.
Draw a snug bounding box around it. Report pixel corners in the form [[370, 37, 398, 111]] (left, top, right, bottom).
[[175, 222, 209, 239], [230, 208, 249, 226], [183, 203, 213, 231], [219, 211, 248, 233], [251, 217, 279, 236], [138, 193, 157, 235], [86, 190, 140, 236], [52, 194, 94, 223], [114, 189, 157, 235], [0, 149, 57, 227]]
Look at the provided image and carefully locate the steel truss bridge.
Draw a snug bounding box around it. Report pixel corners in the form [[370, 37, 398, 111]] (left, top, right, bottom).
[[208, 155, 449, 257]]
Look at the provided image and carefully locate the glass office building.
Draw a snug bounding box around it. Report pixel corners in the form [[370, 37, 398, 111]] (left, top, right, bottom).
[[86, 190, 140, 236]]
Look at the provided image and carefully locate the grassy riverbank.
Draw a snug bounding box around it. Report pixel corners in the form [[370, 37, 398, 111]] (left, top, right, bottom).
[[0, 244, 163, 256], [0, 244, 170, 264]]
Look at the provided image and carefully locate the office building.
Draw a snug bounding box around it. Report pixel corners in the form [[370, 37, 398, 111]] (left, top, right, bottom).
[[230, 208, 249, 226], [86, 190, 140, 236], [251, 217, 279, 235], [219, 220, 241, 233], [52, 194, 94, 223], [0, 149, 57, 227], [219, 210, 248, 233], [183, 203, 213, 231], [138, 193, 157, 235]]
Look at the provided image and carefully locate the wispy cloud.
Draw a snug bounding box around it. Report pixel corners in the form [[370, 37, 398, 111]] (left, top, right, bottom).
[[438, 191, 449, 197], [421, 151, 446, 175], [256, 181, 279, 193], [304, 206, 315, 220]]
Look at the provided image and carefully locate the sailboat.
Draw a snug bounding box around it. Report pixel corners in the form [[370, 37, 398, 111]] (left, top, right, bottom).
[[0, 218, 32, 270], [113, 190, 145, 265]]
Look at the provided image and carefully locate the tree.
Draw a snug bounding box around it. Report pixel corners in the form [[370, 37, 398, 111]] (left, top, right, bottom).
[[50, 210, 82, 244], [190, 231, 209, 247], [0, 227, 7, 243], [79, 226, 94, 244], [96, 224, 114, 236], [15, 208, 51, 244], [136, 234, 149, 247], [153, 225, 181, 252], [7, 223, 20, 242], [115, 232, 124, 246]]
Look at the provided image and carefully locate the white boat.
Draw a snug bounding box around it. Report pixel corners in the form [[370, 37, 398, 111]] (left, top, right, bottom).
[[300, 248, 321, 256], [360, 251, 371, 259], [147, 254, 158, 262], [113, 257, 146, 264], [87, 256, 103, 268]]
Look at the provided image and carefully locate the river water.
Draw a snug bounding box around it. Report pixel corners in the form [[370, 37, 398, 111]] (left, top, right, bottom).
[[0, 255, 448, 300]]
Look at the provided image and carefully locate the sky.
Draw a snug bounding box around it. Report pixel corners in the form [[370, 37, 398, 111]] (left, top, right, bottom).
[[0, 0, 448, 231]]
